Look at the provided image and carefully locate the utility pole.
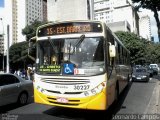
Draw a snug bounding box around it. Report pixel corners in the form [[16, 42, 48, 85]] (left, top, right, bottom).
[[6, 25, 10, 73]]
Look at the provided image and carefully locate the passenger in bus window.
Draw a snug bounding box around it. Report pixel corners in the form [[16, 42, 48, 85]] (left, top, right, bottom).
[[44, 55, 49, 65], [51, 55, 58, 64]]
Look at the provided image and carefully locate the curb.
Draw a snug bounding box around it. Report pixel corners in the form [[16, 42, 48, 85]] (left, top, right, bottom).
[[144, 80, 160, 114], [157, 81, 160, 114]]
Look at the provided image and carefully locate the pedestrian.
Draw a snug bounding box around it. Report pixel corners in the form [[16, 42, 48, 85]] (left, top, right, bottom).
[[27, 67, 32, 80], [14, 70, 18, 75], [22, 69, 26, 78], [17, 69, 20, 76]]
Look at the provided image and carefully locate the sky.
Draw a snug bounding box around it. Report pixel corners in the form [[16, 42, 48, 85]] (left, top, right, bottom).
[[142, 9, 160, 43], [0, 0, 159, 42], [0, 0, 4, 7]]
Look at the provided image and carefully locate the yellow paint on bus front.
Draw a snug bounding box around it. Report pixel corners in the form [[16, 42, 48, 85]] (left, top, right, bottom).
[[34, 88, 108, 110]]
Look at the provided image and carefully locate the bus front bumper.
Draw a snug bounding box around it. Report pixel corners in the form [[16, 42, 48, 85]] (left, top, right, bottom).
[[34, 88, 107, 110]]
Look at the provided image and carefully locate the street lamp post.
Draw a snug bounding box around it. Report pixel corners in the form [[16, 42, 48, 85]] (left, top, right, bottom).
[[0, 18, 5, 72], [6, 25, 10, 73]]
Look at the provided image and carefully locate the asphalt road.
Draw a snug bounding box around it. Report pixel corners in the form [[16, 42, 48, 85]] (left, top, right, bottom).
[[0, 76, 159, 120]]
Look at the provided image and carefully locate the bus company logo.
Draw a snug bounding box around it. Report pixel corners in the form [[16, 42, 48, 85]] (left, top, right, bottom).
[[55, 85, 68, 89], [74, 68, 84, 75]]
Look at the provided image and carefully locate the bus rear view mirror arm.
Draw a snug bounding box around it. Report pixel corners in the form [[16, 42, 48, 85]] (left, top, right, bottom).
[[108, 42, 116, 57]]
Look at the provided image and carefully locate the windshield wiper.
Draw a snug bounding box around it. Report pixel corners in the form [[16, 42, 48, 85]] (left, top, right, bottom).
[[65, 35, 85, 64], [72, 34, 85, 53], [75, 34, 85, 48], [48, 37, 58, 53]]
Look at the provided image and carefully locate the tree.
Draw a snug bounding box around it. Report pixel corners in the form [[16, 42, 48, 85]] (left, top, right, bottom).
[[115, 31, 148, 64], [147, 43, 160, 63], [9, 41, 35, 70], [115, 31, 160, 64], [144, 43, 157, 63], [9, 20, 47, 70], [132, 0, 160, 42], [22, 20, 46, 41]]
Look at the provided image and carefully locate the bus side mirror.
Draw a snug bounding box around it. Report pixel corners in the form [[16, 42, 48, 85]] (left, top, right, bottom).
[[109, 43, 116, 57], [28, 37, 36, 52], [28, 37, 36, 61]]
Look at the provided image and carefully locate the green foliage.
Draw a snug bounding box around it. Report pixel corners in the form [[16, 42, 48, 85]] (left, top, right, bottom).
[[10, 20, 47, 69], [115, 31, 160, 65], [22, 20, 46, 41], [145, 43, 160, 63], [132, 0, 160, 10], [9, 41, 35, 70], [132, 0, 160, 42], [10, 41, 28, 61]]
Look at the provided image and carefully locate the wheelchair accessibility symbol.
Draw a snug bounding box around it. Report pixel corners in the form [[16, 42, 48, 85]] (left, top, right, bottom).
[[63, 63, 74, 74]]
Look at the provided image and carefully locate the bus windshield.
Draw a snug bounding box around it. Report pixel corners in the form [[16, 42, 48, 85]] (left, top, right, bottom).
[[36, 37, 105, 76]]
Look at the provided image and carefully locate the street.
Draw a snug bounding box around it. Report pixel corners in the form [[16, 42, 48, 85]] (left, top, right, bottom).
[[0, 76, 160, 120]]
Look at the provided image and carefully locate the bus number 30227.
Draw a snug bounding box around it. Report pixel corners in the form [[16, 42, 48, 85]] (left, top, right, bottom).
[[74, 85, 90, 90]]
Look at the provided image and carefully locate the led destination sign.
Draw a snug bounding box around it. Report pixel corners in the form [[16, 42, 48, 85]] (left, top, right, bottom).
[[38, 65, 61, 73], [37, 22, 103, 37]]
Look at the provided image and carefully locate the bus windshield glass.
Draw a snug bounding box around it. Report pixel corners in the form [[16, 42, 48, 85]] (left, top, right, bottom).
[[36, 37, 105, 76]]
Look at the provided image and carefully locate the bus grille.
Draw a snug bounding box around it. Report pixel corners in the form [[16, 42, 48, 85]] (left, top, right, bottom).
[[40, 78, 90, 85], [41, 78, 89, 95], [46, 90, 82, 94]]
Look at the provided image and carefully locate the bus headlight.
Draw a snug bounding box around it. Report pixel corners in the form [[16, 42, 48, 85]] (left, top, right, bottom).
[[84, 92, 89, 96], [83, 82, 106, 96], [36, 85, 46, 93], [41, 88, 45, 93], [91, 89, 96, 95], [37, 86, 40, 90]]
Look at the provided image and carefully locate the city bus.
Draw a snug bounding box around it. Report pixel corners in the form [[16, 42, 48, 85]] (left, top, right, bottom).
[[32, 20, 132, 110]]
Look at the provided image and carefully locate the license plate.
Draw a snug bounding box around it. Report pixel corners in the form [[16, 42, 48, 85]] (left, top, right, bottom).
[[57, 97, 68, 103], [137, 77, 141, 79]]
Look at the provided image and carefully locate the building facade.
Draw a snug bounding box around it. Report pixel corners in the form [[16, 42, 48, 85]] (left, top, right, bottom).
[[43, 0, 48, 21], [94, 0, 139, 34], [0, 8, 4, 55], [139, 14, 151, 41], [47, 0, 94, 22], [107, 21, 131, 32], [3, 0, 46, 51], [0, 35, 4, 54]]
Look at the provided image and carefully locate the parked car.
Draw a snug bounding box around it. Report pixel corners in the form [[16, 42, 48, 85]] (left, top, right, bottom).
[[132, 68, 150, 82], [135, 65, 142, 68], [149, 64, 159, 75], [0, 73, 33, 106]]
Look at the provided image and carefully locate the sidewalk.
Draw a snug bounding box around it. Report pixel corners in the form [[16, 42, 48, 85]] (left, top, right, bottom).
[[144, 80, 160, 114], [157, 80, 160, 114]]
